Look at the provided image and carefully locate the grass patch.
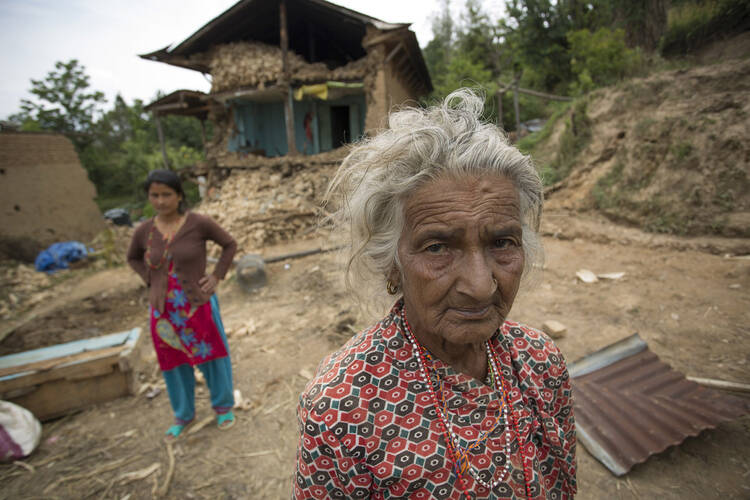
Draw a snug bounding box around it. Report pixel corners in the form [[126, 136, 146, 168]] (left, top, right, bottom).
[[670, 142, 693, 161], [592, 161, 625, 210], [542, 99, 592, 185], [661, 0, 750, 56], [634, 118, 657, 139], [517, 101, 572, 156]]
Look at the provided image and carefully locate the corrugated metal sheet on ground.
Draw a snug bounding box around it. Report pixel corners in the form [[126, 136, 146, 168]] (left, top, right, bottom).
[[569, 333, 749, 476]]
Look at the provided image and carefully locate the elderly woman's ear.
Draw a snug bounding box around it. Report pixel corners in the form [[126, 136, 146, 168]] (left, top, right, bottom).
[[386, 269, 401, 295]]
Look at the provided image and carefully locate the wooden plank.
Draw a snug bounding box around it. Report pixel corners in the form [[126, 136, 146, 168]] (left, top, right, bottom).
[[7, 367, 130, 421], [516, 86, 573, 102], [0, 345, 126, 378], [280, 0, 297, 156], [687, 376, 750, 393], [0, 354, 121, 394]]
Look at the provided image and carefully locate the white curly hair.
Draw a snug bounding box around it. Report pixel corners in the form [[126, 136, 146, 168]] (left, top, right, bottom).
[[324, 88, 544, 309]]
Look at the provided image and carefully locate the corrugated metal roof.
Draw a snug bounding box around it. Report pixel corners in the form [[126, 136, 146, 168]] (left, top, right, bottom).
[[570, 333, 749, 476]]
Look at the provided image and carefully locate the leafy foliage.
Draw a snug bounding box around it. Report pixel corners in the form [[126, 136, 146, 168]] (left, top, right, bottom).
[[661, 0, 750, 55], [567, 28, 641, 93], [9, 60, 206, 211], [10, 60, 106, 150], [422, 0, 656, 132]]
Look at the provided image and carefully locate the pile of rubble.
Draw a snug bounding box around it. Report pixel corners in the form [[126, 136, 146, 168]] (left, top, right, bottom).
[[0, 224, 134, 320], [0, 263, 52, 319], [89, 223, 135, 268], [197, 155, 344, 256], [209, 41, 374, 93]]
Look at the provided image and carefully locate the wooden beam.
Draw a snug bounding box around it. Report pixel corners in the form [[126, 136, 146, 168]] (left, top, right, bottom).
[[516, 86, 572, 102], [497, 93, 504, 129], [280, 0, 297, 156], [497, 82, 572, 102], [362, 29, 408, 49], [395, 52, 410, 70], [151, 102, 189, 112], [385, 42, 405, 64]]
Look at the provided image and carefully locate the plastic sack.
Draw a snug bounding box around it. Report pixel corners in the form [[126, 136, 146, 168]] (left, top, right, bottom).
[[34, 241, 88, 273], [0, 400, 42, 462], [103, 208, 132, 227]]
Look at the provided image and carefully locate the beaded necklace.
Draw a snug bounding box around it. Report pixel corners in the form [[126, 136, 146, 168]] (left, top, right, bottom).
[[400, 306, 525, 496], [145, 219, 172, 270]]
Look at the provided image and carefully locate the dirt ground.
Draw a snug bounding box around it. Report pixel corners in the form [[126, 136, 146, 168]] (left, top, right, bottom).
[[1, 209, 748, 499]]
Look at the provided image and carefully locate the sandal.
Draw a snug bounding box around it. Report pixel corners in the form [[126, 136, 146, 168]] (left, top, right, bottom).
[[217, 411, 236, 430], [165, 420, 193, 440]]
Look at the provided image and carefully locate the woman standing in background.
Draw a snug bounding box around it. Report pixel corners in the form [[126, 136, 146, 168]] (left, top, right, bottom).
[[127, 169, 237, 439]]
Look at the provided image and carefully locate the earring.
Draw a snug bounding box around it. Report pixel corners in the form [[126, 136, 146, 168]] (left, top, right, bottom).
[[492, 278, 498, 288], [386, 280, 399, 295]]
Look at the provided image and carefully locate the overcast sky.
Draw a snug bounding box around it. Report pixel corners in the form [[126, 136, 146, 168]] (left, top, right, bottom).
[[0, 0, 506, 120]]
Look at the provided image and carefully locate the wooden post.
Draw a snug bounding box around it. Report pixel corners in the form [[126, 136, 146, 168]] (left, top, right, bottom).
[[513, 84, 521, 136], [153, 113, 170, 169], [496, 91, 504, 130], [312, 100, 320, 154], [199, 120, 207, 149], [280, 0, 298, 156]]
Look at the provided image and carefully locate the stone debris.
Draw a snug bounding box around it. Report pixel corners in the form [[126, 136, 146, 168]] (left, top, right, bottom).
[[0, 263, 52, 319], [598, 272, 625, 280], [197, 159, 341, 257], [542, 320, 568, 339], [576, 269, 599, 283], [207, 41, 375, 94]]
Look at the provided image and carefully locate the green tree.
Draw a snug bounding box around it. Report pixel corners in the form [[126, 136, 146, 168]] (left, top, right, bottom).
[[10, 59, 106, 150], [567, 27, 641, 93], [422, 0, 455, 96]]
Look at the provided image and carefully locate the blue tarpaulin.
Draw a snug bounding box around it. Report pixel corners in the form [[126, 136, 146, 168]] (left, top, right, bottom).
[[34, 242, 88, 274]]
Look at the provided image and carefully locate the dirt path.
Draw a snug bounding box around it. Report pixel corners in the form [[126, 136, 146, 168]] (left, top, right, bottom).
[[1, 212, 748, 499]]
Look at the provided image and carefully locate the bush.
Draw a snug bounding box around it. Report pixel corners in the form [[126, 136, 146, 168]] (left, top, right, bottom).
[[661, 0, 750, 55], [567, 28, 642, 94], [554, 99, 592, 180]]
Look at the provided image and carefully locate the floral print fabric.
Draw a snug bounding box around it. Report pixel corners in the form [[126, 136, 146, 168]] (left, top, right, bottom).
[[294, 300, 576, 499], [149, 262, 228, 371]]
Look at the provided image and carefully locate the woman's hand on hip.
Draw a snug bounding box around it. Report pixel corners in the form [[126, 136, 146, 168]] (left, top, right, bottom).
[[199, 274, 218, 295]]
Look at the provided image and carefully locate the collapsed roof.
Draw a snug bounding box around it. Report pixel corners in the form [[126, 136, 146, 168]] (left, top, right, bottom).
[[140, 0, 432, 93]]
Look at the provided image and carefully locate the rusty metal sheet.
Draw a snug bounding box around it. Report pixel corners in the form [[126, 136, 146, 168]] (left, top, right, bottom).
[[569, 333, 749, 476]]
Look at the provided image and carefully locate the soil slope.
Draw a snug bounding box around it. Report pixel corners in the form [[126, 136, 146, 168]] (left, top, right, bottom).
[[543, 55, 750, 238]]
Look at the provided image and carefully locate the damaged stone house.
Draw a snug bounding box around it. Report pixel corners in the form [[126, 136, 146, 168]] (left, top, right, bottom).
[[141, 0, 432, 165]]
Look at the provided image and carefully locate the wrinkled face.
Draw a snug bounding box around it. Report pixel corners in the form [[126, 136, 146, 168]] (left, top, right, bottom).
[[148, 182, 181, 217], [396, 174, 524, 347]]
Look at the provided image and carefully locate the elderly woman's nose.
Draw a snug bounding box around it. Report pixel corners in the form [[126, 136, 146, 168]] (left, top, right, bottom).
[[455, 252, 496, 297]]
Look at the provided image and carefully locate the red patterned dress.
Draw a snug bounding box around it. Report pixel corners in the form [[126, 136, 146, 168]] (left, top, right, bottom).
[[149, 262, 228, 371], [294, 300, 576, 499]]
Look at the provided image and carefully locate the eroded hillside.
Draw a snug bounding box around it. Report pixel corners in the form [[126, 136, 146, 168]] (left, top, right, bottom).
[[539, 52, 750, 237]]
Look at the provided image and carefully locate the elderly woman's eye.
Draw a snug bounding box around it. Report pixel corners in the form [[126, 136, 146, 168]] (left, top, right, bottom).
[[426, 243, 445, 253], [494, 238, 515, 249]]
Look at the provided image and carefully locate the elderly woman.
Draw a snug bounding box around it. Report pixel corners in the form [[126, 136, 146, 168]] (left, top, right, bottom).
[[293, 90, 576, 499]]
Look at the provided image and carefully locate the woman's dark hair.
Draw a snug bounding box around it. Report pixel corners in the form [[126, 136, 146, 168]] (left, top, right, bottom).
[[144, 169, 188, 213]]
